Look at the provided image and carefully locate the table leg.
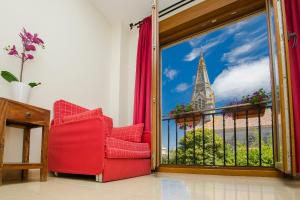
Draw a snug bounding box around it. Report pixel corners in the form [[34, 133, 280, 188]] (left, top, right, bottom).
[[0, 127, 5, 186], [22, 127, 31, 181], [40, 126, 49, 182], [0, 102, 7, 186]]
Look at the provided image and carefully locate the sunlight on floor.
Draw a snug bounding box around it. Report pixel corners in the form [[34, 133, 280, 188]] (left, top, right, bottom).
[[1, 173, 300, 200]]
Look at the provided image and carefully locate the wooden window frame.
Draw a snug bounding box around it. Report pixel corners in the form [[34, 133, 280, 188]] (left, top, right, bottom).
[[151, 0, 296, 176], [159, 0, 266, 47]]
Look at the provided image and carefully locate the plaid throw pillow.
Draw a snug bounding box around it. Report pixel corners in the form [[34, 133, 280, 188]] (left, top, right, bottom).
[[111, 123, 144, 143]]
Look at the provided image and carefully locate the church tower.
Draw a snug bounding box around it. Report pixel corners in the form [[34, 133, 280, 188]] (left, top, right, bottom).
[[191, 51, 215, 111]]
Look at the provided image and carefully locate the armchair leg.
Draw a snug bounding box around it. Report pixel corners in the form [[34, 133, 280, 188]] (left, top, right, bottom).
[[53, 172, 58, 177], [95, 174, 102, 183]]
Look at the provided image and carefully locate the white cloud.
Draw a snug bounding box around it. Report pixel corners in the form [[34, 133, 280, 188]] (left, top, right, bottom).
[[222, 33, 267, 64], [212, 57, 271, 101], [189, 36, 206, 47], [175, 83, 190, 93], [234, 32, 247, 39], [234, 54, 264, 65], [188, 20, 248, 49], [249, 26, 266, 36], [226, 21, 247, 34], [184, 48, 201, 61], [164, 68, 178, 80], [184, 36, 227, 61], [184, 21, 247, 62], [222, 43, 254, 63], [202, 40, 221, 52], [184, 16, 264, 62]]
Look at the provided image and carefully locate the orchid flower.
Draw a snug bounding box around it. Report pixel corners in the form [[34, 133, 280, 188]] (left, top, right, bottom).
[[2, 28, 45, 85], [6, 45, 19, 56]]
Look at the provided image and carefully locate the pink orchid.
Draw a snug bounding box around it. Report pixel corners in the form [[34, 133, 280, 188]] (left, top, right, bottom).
[[19, 33, 27, 42], [22, 28, 33, 40], [4, 28, 45, 82], [25, 44, 36, 51], [8, 45, 18, 56], [32, 33, 44, 45], [26, 54, 34, 60]]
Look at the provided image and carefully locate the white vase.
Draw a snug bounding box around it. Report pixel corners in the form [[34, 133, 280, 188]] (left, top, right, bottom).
[[11, 82, 31, 103]]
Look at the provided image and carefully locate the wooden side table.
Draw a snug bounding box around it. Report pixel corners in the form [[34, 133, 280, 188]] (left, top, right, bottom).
[[0, 98, 50, 185]]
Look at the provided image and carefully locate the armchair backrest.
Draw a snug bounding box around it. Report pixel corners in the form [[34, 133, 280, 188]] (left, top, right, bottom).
[[53, 100, 89, 125]]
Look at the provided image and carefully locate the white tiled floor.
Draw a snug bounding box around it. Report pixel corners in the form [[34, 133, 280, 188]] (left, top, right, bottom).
[[1, 172, 300, 200]]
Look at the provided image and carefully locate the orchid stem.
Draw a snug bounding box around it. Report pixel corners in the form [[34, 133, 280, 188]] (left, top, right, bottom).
[[20, 45, 25, 82]]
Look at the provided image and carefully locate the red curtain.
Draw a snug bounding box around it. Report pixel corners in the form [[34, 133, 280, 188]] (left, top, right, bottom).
[[284, 0, 300, 173], [133, 16, 152, 144]]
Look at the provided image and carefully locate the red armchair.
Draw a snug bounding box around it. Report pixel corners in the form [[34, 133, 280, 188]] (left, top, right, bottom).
[[48, 100, 151, 182]]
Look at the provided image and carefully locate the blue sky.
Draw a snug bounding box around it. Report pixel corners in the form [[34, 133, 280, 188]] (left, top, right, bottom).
[[161, 13, 271, 117]]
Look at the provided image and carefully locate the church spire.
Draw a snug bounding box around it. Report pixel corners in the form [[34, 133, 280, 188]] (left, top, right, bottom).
[[200, 47, 204, 58], [191, 50, 215, 111]]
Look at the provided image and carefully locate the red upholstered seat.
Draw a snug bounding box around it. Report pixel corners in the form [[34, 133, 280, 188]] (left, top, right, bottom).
[[106, 137, 150, 159], [48, 100, 151, 182]]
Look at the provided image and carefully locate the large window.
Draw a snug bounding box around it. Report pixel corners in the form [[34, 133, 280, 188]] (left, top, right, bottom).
[[160, 13, 274, 167]]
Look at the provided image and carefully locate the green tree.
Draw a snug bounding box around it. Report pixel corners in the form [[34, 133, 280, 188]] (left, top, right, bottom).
[[176, 128, 234, 165], [164, 128, 274, 167]]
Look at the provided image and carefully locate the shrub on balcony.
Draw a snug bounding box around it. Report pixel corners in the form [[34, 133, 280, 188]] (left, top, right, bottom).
[[224, 88, 271, 119]]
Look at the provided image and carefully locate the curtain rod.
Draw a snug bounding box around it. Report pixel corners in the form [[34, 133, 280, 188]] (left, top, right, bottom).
[[129, 0, 195, 30]]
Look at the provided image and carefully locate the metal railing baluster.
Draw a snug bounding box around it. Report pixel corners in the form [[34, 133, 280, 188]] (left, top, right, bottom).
[[193, 114, 196, 164], [234, 112, 237, 166], [258, 108, 262, 166], [175, 120, 178, 165], [271, 107, 275, 167], [213, 113, 215, 166], [202, 114, 205, 165], [167, 119, 170, 164], [184, 117, 187, 164], [223, 113, 226, 166], [246, 110, 249, 166]]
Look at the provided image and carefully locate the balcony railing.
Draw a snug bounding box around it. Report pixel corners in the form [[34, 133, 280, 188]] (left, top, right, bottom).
[[161, 103, 274, 168]]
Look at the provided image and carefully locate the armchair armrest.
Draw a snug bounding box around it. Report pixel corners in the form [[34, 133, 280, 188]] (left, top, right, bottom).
[[48, 117, 106, 175]]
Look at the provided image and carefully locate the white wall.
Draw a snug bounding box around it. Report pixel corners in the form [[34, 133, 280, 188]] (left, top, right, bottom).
[[118, 25, 139, 126], [0, 0, 203, 173], [126, 29, 139, 125], [0, 0, 114, 163], [107, 22, 138, 126]]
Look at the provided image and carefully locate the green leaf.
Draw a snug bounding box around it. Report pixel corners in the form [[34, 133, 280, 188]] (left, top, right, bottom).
[[28, 82, 41, 88], [1, 71, 19, 83]]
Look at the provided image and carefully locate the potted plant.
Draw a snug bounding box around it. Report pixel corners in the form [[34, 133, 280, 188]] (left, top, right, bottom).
[[224, 88, 271, 119], [169, 104, 201, 129], [1, 28, 44, 103]]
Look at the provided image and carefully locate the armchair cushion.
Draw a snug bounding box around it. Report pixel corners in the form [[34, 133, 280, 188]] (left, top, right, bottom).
[[61, 108, 113, 137], [111, 123, 144, 143], [105, 137, 150, 159], [62, 108, 103, 123]]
